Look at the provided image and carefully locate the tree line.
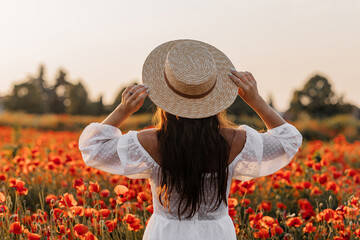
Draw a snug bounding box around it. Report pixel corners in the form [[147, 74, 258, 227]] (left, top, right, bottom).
[[2, 64, 359, 120]]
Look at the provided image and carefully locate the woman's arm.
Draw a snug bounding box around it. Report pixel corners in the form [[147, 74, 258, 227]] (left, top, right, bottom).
[[102, 84, 149, 127], [228, 69, 285, 129]]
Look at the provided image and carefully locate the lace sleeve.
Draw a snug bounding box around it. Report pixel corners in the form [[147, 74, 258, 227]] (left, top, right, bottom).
[[230, 123, 303, 182], [78, 123, 156, 179]]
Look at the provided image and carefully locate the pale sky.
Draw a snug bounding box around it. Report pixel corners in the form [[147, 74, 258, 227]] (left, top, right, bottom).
[[1, 0, 359, 111]]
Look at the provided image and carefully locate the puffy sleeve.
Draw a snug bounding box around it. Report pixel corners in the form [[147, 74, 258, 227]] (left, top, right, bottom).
[[230, 123, 303, 182], [78, 122, 156, 179]]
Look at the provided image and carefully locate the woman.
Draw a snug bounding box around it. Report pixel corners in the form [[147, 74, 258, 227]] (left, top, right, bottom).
[[79, 39, 302, 240]]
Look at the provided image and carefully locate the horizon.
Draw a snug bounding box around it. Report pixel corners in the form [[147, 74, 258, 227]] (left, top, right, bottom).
[[1, 0, 359, 111]]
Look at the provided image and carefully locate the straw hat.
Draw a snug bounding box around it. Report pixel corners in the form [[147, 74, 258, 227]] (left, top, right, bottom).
[[142, 39, 238, 119]]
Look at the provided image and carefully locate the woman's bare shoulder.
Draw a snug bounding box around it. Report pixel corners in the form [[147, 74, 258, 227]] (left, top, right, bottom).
[[137, 128, 158, 140], [137, 128, 160, 163], [221, 127, 247, 165]]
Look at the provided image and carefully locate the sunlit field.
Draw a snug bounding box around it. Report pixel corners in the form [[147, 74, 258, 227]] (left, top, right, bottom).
[[0, 123, 359, 239]]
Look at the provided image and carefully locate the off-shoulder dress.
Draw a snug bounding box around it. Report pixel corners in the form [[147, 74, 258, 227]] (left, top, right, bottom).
[[79, 122, 302, 240]]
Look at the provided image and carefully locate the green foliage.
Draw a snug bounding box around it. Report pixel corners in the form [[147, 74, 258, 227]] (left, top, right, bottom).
[[4, 65, 359, 119], [66, 82, 88, 115], [4, 64, 106, 116], [227, 96, 258, 117], [286, 74, 358, 119]]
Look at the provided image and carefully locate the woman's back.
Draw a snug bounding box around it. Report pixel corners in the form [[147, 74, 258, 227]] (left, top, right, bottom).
[[136, 127, 246, 167], [137, 127, 246, 221]]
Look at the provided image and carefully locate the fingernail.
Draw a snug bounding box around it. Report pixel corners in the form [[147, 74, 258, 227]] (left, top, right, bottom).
[[228, 73, 233, 76], [144, 85, 149, 89], [230, 68, 236, 71], [146, 89, 149, 93]]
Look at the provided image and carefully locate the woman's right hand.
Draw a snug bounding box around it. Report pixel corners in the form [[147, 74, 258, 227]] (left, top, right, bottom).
[[228, 69, 262, 107]]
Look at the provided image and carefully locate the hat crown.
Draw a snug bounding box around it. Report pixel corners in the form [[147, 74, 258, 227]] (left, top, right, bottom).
[[164, 41, 217, 98]]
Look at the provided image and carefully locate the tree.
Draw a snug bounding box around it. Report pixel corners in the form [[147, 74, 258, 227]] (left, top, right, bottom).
[[4, 65, 49, 113], [227, 96, 258, 117], [267, 94, 275, 109], [286, 74, 356, 119], [4, 64, 94, 115], [94, 95, 105, 116], [66, 82, 89, 115], [49, 69, 73, 114]]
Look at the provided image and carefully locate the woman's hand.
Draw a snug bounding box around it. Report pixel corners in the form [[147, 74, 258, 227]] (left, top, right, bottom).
[[228, 69, 286, 129], [102, 84, 149, 127], [118, 84, 149, 115], [228, 70, 261, 107]]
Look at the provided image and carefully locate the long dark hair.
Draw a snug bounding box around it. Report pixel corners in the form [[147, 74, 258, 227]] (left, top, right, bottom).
[[153, 107, 236, 220]]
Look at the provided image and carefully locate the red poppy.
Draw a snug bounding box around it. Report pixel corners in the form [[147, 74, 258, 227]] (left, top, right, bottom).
[[137, 192, 151, 204], [333, 237, 346, 240], [310, 186, 323, 195], [276, 202, 287, 210], [83, 231, 98, 240], [9, 221, 24, 234], [303, 222, 316, 233], [146, 205, 154, 214], [100, 189, 110, 198], [13, 179, 28, 196], [114, 185, 129, 196], [245, 207, 254, 214], [286, 217, 303, 227], [45, 194, 57, 205], [228, 198, 238, 208], [0, 173, 6, 181], [258, 201, 271, 212], [105, 219, 117, 232], [74, 223, 88, 237], [0, 192, 5, 203], [316, 209, 343, 223], [253, 228, 270, 239], [355, 229, 360, 237], [239, 198, 250, 207], [123, 214, 143, 231], [71, 206, 85, 217], [89, 181, 100, 193], [271, 226, 284, 236], [84, 208, 98, 218], [326, 181, 340, 194], [98, 208, 111, 219], [58, 193, 78, 208], [72, 178, 84, 188], [318, 173, 328, 185], [56, 225, 66, 234], [25, 231, 41, 240]]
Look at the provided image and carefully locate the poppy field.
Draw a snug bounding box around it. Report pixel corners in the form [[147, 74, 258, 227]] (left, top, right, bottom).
[[0, 125, 359, 240]]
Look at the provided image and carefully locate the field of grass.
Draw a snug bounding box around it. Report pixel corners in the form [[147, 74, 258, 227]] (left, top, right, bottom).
[[0, 120, 359, 239], [0, 111, 359, 142], [0, 112, 153, 133]]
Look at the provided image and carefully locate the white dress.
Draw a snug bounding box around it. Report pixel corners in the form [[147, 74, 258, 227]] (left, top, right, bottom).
[[79, 122, 302, 240]]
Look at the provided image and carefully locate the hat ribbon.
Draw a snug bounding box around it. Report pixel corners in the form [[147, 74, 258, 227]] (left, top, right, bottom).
[[163, 71, 216, 99]]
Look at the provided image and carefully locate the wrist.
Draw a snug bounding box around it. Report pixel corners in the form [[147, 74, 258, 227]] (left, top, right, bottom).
[[116, 104, 132, 117], [247, 95, 266, 110], [102, 104, 131, 127]]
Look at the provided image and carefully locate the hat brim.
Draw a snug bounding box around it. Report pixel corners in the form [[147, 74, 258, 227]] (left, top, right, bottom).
[[142, 39, 238, 119]]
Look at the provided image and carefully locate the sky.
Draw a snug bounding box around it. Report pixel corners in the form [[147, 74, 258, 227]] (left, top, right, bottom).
[[1, 0, 359, 111]]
